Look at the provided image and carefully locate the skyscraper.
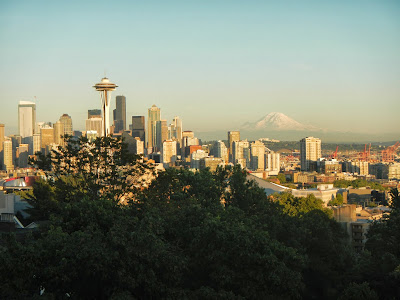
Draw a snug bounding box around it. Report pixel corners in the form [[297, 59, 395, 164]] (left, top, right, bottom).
[[250, 140, 265, 171], [85, 117, 103, 136], [147, 105, 161, 151], [232, 140, 249, 168], [40, 126, 55, 154], [228, 131, 240, 163], [216, 140, 228, 163], [54, 121, 65, 147], [18, 100, 36, 139], [131, 116, 145, 144], [162, 140, 177, 166], [3, 138, 13, 172], [170, 116, 183, 141], [156, 120, 168, 151], [59, 114, 73, 136], [300, 137, 321, 171], [113, 95, 126, 133], [17, 144, 29, 168]]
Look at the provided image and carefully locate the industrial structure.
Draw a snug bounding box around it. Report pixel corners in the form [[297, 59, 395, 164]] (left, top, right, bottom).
[[93, 77, 118, 136]]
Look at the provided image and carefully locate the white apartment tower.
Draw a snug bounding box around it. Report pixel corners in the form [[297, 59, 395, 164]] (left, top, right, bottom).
[[162, 140, 177, 166], [300, 137, 321, 171]]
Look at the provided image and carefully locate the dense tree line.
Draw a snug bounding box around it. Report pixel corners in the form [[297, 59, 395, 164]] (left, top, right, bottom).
[[333, 179, 385, 191], [0, 137, 398, 299]]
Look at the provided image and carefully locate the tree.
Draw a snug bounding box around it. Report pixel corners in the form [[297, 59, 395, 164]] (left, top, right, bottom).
[[362, 188, 400, 299], [328, 193, 344, 206], [0, 137, 360, 298]]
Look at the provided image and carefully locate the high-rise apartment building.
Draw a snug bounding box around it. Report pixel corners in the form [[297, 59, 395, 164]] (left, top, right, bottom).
[[113, 95, 126, 133], [131, 116, 145, 144], [300, 137, 321, 171], [162, 140, 177, 166], [265, 150, 280, 175], [18, 101, 36, 139], [250, 140, 265, 171], [147, 105, 161, 151], [3, 138, 13, 172], [59, 114, 73, 136], [228, 131, 240, 163], [156, 120, 168, 151]]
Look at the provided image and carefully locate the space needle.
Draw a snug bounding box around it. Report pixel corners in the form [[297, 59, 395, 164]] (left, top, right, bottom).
[[93, 77, 118, 136]]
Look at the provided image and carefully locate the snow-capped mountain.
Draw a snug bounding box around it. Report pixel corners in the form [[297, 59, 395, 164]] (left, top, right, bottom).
[[242, 112, 318, 131]]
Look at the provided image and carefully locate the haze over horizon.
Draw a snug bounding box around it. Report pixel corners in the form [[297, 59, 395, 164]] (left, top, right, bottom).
[[1, 0, 399, 141]]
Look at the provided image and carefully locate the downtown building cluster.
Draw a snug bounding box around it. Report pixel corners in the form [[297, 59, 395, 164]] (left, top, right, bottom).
[[0, 97, 282, 177]]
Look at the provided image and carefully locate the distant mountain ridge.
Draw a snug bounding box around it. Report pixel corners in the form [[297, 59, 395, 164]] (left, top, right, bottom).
[[242, 112, 319, 131]]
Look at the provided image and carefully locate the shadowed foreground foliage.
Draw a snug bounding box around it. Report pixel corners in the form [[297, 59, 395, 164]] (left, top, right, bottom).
[[0, 137, 398, 299]]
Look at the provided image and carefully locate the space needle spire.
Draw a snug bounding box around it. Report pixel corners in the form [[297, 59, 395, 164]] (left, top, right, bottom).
[[93, 77, 118, 136]]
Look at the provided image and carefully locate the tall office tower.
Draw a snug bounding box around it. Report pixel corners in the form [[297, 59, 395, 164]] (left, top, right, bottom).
[[265, 150, 280, 175], [216, 140, 228, 163], [228, 131, 240, 163], [232, 140, 250, 168], [147, 105, 161, 151], [156, 120, 168, 151], [54, 121, 65, 147], [85, 117, 103, 137], [300, 136, 321, 171], [88, 109, 102, 119], [17, 144, 29, 168], [250, 140, 265, 171], [59, 114, 73, 136], [162, 140, 177, 166], [113, 95, 126, 133], [170, 116, 183, 142], [33, 134, 41, 154], [18, 101, 36, 139], [131, 116, 145, 144], [40, 126, 55, 153], [93, 77, 118, 136], [0, 124, 4, 168], [3, 138, 13, 172]]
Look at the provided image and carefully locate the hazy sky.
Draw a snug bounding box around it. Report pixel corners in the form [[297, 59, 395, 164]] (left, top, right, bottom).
[[1, 0, 399, 138]]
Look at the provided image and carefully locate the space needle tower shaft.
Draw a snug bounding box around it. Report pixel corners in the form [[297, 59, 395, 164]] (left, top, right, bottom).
[[93, 77, 118, 136]]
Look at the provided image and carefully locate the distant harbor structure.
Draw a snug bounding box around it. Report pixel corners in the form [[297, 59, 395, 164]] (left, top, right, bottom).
[[93, 77, 118, 136]]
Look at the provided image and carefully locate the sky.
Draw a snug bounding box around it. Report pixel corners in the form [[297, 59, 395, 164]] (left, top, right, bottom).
[[0, 0, 399, 140]]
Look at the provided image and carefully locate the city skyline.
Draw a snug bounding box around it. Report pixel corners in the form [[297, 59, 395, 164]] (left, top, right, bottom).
[[1, 1, 399, 139]]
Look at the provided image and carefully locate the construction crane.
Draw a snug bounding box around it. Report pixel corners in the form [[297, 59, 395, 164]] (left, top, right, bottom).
[[381, 142, 400, 162], [329, 146, 339, 159], [359, 144, 371, 162]]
